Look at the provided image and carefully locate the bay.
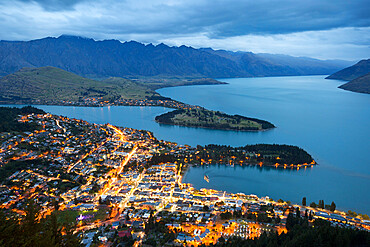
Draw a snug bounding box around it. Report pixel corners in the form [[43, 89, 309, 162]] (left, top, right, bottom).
[[157, 75, 370, 214], [8, 75, 369, 213]]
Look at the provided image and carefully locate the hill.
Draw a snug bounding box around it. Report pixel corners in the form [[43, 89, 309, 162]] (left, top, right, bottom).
[[338, 72, 370, 94], [0, 66, 159, 104], [0, 35, 349, 78], [326, 59, 370, 81]]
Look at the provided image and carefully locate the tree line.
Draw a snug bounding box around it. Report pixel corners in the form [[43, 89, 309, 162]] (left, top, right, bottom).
[[203, 213, 370, 247], [0, 106, 45, 132], [197, 144, 314, 165], [0, 200, 81, 247]]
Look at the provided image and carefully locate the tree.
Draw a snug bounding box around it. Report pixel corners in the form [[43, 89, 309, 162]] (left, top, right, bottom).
[[220, 211, 232, 220], [330, 201, 336, 212], [286, 213, 296, 231], [23, 200, 41, 240], [275, 216, 281, 224], [310, 202, 317, 208], [318, 200, 325, 209], [302, 197, 306, 206], [0, 201, 81, 247], [295, 207, 300, 218], [52, 198, 60, 211]]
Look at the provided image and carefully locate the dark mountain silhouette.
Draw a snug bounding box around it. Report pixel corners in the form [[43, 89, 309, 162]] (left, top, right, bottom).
[[326, 59, 370, 81], [338, 72, 370, 94], [0, 35, 350, 78]]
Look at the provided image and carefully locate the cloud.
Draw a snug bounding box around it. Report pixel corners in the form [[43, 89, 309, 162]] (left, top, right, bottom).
[[15, 0, 87, 11], [0, 0, 369, 60], [158, 27, 370, 60]]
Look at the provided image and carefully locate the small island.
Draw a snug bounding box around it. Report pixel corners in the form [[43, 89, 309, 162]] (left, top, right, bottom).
[[155, 108, 275, 131]]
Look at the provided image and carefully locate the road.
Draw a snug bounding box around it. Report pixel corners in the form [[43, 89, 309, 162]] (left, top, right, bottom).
[[67, 140, 107, 173]]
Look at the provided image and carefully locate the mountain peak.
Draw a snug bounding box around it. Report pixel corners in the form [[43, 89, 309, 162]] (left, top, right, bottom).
[[156, 43, 169, 48], [58, 34, 92, 40], [0, 35, 351, 78]]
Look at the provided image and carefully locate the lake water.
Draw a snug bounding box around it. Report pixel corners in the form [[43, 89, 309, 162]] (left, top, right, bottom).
[[158, 76, 370, 213], [11, 75, 370, 213]]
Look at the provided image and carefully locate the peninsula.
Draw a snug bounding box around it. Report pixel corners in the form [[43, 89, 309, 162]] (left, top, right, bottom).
[[0, 66, 275, 131], [155, 108, 275, 131], [191, 144, 316, 168], [326, 59, 370, 94]]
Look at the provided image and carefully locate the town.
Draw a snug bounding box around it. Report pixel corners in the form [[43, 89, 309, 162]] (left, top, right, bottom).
[[0, 109, 369, 246]]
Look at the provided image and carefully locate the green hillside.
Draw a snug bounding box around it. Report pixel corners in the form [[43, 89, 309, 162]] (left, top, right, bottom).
[[0, 67, 159, 104], [102, 77, 161, 99], [339, 72, 370, 94]]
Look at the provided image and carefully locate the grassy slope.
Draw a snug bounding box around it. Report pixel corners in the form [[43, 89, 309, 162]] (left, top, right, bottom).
[[102, 77, 160, 99], [0, 67, 159, 103], [173, 110, 261, 129]]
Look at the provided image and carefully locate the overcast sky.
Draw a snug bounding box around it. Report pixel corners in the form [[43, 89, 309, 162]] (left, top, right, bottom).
[[0, 0, 369, 60]]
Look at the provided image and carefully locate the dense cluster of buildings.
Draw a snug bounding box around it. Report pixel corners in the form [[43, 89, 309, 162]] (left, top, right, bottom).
[[0, 112, 369, 246], [55, 97, 203, 111]]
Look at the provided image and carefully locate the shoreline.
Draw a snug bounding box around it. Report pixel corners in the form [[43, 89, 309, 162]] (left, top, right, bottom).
[[189, 161, 317, 169], [0, 102, 276, 132]]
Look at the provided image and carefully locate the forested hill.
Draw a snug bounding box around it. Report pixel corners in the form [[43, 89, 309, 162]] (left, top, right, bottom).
[[155, 108, 275, 131], [0, 35, 349, 78], [0, 106, 45, 132], [326, 59, 370, 81]]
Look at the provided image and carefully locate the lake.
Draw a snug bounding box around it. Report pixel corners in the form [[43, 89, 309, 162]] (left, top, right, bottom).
[[13, 75, 370, 213]]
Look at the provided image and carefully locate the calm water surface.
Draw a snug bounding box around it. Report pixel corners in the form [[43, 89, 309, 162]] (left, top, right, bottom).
[[16, 75, 369, 213], [158, 76, 370, 213]]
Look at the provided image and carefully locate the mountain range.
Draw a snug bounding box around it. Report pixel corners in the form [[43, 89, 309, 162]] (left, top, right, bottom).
[[0, 35, 352, 79]]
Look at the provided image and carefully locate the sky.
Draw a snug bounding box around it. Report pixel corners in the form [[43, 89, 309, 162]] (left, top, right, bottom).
[[0, 0, 369, 60]]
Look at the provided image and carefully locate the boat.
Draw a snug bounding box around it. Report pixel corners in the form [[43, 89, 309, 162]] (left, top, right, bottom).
[[204, 175, 210, 183]]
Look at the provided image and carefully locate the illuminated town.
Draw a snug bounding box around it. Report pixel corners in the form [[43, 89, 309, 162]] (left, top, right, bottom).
[[0, 112, 369, 246]]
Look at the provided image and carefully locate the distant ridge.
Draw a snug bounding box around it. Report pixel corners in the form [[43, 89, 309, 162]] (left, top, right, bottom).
[[326, 59, 370, 81], [326, 59, 370, 94], [0, 35, 350, 78]]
